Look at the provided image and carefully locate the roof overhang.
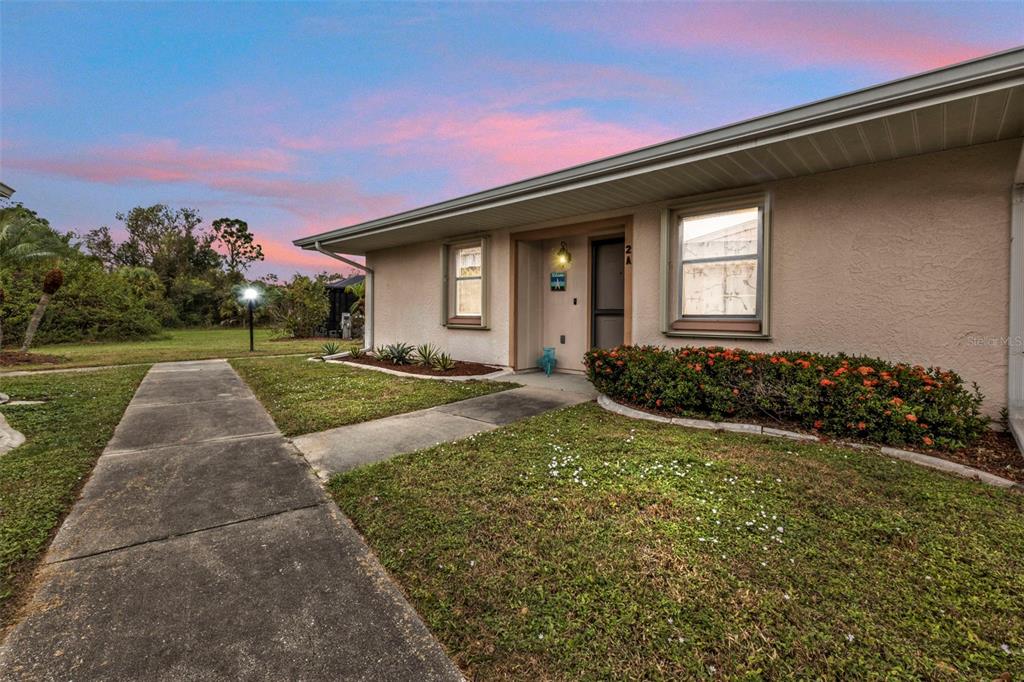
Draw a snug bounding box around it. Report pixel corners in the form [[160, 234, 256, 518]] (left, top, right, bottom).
[[297, 48, 1024, 256]]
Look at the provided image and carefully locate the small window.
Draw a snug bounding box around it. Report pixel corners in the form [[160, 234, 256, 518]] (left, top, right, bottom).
[[454, 245, 482, 317], [668, 195, 768, 335], [444, 238, 488, 328]]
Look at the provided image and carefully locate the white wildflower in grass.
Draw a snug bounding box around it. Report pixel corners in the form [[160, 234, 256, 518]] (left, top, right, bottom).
[[845, 633, 855, 643], [1001, 643, 1012, 654]]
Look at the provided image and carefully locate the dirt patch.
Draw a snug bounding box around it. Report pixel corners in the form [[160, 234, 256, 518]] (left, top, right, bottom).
[[0, 351, 66, 367], [346, 356, 501, 377]]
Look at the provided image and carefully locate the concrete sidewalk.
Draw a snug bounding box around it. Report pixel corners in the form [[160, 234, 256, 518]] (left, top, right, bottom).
[[294, 381, 592, 477], [0, 359, 462, 681]]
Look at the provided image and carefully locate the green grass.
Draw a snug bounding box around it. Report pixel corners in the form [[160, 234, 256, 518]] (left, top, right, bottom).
[[0, 366, 147, 626], [330, 402, 1024, 680], [230, 356, 517, 436], [5, 328, 333, 371]]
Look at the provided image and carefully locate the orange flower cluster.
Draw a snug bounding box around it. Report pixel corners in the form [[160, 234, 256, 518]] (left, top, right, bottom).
[[584, 344, 988, 451]]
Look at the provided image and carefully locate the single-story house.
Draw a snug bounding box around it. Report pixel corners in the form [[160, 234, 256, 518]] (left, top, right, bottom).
[[296, 49, 1024, 436]]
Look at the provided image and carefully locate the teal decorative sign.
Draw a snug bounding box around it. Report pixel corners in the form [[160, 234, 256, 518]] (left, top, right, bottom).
[[550, 271, 566, 291]]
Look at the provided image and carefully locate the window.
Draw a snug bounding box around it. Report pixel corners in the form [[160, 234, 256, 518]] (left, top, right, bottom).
[[666, 194, 768, 336], [444, 238, 488, 327], [454, 245, 482, 317]]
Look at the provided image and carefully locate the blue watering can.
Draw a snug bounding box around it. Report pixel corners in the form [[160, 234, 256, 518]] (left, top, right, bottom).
[[538, 347, 557, 376]]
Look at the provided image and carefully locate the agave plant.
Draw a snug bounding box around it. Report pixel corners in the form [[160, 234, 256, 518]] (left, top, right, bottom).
[[321, 341, 341, 357], [415, 343, 439, 367], [432, 352, 456, 372], [374, 345, 394, 362], [348, 344, 365, 359], [385, 342, 415, 365]]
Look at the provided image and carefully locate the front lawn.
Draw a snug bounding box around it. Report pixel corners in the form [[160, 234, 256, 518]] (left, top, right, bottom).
[[2, 328, 331, 371], [331, 402, 1024, 680], [0, 366, 147, 627], [231, 356, 516, 436]]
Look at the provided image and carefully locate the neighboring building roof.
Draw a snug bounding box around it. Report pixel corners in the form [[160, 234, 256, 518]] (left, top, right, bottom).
[[326, 274, 365, 289], [0, 183, 15, 199], [296, 48, 1024, 255]]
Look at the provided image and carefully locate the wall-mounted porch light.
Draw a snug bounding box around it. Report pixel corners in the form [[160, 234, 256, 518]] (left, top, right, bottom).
[[554, 241, 572, 268]]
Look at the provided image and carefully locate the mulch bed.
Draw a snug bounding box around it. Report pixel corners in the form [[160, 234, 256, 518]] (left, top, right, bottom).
[[345, 356, 501, 377], [608, 397, 1024, 485], [0, 351, 66, 367], [925, 430, 1024, 484]]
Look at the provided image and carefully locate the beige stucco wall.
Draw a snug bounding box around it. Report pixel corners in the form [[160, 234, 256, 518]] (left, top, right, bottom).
[[368, 139, 1019, 413], [631, 139, 1019, 414], [368, 229, 511, 366]]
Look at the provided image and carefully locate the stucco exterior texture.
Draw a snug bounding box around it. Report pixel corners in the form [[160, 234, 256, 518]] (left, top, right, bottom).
[[368, 139, 1022, 415]]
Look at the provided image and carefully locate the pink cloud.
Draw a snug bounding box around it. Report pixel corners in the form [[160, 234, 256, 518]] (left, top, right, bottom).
[[257, 236, 361, 275], [9, 138, 294, 184], [347, 106, 673, 189], [544, 3, 1007, 73]]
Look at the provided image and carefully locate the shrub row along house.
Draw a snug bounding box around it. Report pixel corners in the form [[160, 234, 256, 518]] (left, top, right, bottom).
[[296, 49, 1024, 443]]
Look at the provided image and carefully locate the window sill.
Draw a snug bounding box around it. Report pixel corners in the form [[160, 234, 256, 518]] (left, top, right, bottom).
[[445, 319, 489, 330], [662, 329, 771, 341]]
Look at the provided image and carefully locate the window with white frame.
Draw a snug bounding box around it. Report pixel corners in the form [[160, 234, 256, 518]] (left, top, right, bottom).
[[669, 195, 768, 335], [444, 238, 487, 327]]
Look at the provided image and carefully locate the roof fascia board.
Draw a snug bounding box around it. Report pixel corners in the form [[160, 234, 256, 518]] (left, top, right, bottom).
[[297, 50, 1024, 250]]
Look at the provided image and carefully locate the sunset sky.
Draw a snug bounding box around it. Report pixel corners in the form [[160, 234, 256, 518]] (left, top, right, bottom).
[[2, 1, 1021, 277]]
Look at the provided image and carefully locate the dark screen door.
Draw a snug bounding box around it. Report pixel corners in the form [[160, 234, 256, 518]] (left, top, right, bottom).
[[591, 237, 625, 349]]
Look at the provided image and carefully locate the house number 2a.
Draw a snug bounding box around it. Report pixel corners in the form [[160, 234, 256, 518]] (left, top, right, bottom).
[[625, 244, 632, 266]]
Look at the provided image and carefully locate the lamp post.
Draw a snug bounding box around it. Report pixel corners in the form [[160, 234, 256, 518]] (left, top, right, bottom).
[[242, 287, 259, 352]]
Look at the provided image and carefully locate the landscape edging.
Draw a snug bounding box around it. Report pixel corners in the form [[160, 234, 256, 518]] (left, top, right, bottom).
[[325, 358, 514, 382], [596, 394, 1021, 490]]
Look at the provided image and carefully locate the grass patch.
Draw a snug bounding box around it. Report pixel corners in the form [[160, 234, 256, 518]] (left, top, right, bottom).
[[0, 366, 147, 627], [230, 356, 516, 436], [4, 328, 331, 371], [330, 402, 1024, 680]]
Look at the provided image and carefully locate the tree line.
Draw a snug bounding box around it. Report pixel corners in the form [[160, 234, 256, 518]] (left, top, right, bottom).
[[0, 201, 341, 353]]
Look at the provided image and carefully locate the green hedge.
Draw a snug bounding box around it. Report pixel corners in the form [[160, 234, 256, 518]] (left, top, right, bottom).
[[584, 345, 989, 450], [1, 259, 164, 346]]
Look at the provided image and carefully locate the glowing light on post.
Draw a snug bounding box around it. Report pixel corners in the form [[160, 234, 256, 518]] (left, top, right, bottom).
[[241, 287, 261, 351]]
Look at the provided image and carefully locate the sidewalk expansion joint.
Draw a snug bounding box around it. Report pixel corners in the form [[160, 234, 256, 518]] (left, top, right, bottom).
[[123, 395, 260, 411], [103, 431, 282, 457], [126, 395, 250, 409], [45, 501, 326, 566]]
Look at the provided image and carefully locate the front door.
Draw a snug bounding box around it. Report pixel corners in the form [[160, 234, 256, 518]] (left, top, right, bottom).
[[591, 237, 625, 349]]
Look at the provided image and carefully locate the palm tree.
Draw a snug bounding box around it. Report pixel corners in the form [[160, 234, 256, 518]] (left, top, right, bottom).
[[20, 268, 65, 352], [345, 280, 365, 315], [0, 206, 69, 352]]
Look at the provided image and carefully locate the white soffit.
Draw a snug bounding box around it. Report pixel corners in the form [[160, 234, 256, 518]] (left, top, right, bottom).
[[297, 49, 1024, 255]]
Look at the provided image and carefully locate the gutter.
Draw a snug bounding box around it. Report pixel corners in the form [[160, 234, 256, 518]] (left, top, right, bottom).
[[294, 48, 1024, 250], [314, 241, 374, 350], [1009, 139, 1024, 451]]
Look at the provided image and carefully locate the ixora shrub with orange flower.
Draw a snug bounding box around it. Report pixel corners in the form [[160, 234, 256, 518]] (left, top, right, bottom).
[[584, 345, 988, 450]]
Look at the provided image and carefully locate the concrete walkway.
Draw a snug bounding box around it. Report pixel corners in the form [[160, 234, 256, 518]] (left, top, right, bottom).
[[295, 375, 593, 477], [0, 359, 461, 681]]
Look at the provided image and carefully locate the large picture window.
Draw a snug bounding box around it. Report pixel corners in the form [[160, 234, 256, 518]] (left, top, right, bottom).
[[667, 194, 768, 336], [444, 238, 488, 328]]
